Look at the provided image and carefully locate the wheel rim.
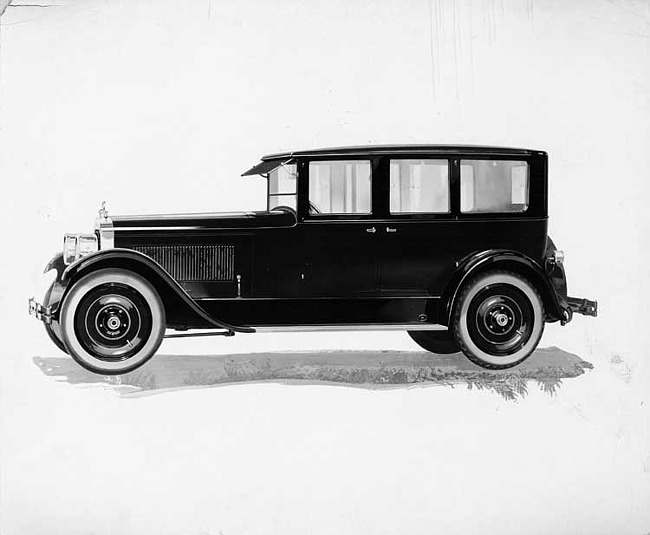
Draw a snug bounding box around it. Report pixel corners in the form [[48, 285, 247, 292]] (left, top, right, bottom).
[[467, 283, 534, 357], [74, 283, 153, 361]]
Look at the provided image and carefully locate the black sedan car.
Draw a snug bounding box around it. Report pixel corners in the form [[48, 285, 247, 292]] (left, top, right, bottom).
[[29, 145, 597, 374]]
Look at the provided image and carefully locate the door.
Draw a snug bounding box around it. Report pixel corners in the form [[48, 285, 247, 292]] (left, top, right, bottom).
[[299, 158, 380, 296], [379, 158, 457, 295], [299, 220, 380, 295]]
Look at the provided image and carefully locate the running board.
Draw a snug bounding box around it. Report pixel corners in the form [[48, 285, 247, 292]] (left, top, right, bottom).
[[165, 330, 235, 339], [252, 324, 447, 333], [164, 324, 447, 338]]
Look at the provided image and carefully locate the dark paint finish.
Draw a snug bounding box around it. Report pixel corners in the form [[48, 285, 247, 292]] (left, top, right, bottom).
[[442, 249, 566, 324], [198, 297, 434, 327], [54, 145, 582, 331], [111, 210, 296, 231]]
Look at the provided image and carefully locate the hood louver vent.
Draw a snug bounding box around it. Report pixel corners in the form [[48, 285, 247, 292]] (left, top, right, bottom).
[[133, 245, 235, 282]]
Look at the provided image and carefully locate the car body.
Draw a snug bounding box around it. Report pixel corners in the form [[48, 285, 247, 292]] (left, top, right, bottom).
[[29, 144, 597, 374]]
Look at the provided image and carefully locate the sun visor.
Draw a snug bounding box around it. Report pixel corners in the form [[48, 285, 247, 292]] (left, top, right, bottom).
[[241, 159, 293, 177]]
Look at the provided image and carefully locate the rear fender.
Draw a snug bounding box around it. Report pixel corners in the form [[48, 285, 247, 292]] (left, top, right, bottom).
[[60, 249, 253, 333], [442, 249, 565, 325]]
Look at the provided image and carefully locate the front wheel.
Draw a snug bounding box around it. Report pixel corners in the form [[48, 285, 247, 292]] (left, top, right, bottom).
[[60, 268, 166, 375], [451, 271, 544, 370]]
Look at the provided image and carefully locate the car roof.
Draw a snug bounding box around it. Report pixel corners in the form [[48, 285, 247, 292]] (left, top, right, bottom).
[[261, 144, 544, 161]]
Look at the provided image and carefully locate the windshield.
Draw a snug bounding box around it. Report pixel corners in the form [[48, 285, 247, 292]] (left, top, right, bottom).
[[268, 163, 297, 211]]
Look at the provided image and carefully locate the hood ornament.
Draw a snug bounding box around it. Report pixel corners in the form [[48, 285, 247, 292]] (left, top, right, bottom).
[[98, 201, 108, 220]]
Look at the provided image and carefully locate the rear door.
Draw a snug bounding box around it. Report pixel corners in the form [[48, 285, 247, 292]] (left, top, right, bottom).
[[378, 157, 457, 295]]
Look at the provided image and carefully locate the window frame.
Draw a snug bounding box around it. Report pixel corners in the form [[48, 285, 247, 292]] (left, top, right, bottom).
[[387, 158, 452, 216], [293, 153, 541, 222], [303, 157, 377, 221], [458, 158, 531, 215], [267, 162, 298, 212], [449, 156, 541, 220]]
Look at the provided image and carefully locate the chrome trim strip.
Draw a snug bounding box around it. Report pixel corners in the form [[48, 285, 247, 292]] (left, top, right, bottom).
[[252, 324, 446, 333]]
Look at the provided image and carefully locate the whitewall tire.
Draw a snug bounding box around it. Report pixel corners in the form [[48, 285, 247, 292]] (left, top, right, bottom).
[[452, 271, 544, 370], [60, 269, 165, 375]]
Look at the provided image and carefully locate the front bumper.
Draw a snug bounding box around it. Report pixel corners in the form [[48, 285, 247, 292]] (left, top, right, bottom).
[[28, 298, 52, 324]]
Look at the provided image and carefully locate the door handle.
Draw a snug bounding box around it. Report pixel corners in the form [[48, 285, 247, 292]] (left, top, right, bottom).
[[386, 227, 397, 233], [366, 227, 377, 234]]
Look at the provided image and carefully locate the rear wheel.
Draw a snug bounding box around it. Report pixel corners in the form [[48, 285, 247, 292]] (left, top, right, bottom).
[[60, 269, 166, 375], [451, 271, 544, 370], [408, 330, 460, 354]]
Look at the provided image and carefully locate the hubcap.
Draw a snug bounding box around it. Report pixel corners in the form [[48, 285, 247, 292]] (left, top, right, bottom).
[[96, 303, 131, 340], [484, 303, 515, 335]]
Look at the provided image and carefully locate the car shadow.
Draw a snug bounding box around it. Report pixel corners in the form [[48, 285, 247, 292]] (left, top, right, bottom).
[[33, 346, 593, 401]]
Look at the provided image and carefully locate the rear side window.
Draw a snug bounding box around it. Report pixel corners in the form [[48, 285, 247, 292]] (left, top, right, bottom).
[[460, 160, 529, 213], [389, 159, 449, 213], [309, 160, 371, 215]]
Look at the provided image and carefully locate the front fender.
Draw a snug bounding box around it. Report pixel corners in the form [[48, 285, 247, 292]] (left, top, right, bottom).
[[60, 249, 254, 333], [44, 252, 66, 281], [442, 249, 565, 325]]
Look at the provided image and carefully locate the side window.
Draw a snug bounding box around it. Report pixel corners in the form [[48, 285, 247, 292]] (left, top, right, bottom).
[[309, 160, 371, 215], [389, 159, 449, 213], [268, 163, 297, 210], [460, 160, 529, 213]]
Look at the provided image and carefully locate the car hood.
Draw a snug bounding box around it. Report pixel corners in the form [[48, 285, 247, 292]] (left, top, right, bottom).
[[111, 210, 296, 231]]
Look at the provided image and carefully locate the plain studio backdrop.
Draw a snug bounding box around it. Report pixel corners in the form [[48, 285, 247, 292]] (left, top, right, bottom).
[[0, 1, 649, 534]]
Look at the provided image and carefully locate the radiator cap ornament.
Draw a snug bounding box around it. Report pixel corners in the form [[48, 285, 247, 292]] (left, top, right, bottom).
[[98, 201, 108, 220]]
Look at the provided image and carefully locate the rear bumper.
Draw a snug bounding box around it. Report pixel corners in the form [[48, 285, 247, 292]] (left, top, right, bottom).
[[564, 296, 598, 322], [28, 298, 52, 324]]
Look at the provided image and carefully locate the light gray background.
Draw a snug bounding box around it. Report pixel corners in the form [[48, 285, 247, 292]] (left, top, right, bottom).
[[0, 1, 649, 534]]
